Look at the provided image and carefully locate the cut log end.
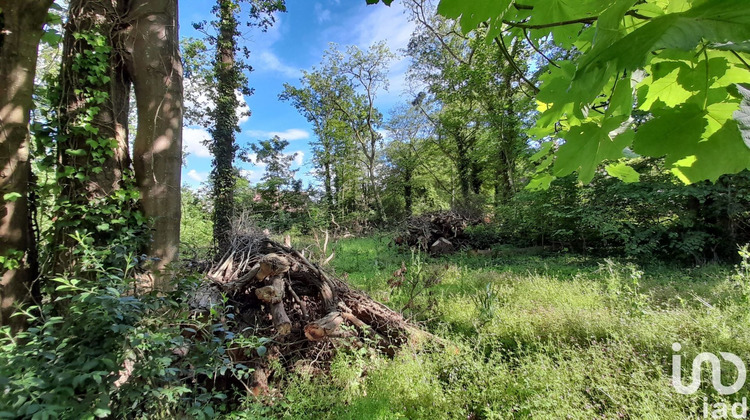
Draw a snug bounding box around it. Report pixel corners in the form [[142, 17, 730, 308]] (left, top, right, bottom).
[[304, 311, 344, 341]]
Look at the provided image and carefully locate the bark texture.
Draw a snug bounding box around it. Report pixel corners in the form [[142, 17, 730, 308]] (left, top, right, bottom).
[[54, 0, 182, 287], [126, 0, 183, 286], [0, 0, 53, 332]]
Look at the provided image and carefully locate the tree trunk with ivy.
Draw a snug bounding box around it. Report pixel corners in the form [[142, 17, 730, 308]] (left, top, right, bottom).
[[211, 0, 240, 255], [0, 0, 54, 332], [53, 0, 182, 288], [53, 0, 135, 274]]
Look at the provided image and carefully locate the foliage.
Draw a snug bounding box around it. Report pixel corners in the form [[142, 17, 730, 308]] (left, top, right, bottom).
[[239, 136, 311, 232], [180, 188, 214, 260], [432, 0, 750, 185], [221, 235, 750, 419], [281, 42, 394, 222], [33, 29, 148, 273], [189, 0, 287, 252], [469, 164, 750, 262], [0, 236, 249, 419]]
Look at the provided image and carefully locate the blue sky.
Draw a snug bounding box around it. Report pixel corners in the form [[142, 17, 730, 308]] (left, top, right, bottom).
[[179, 0, 416, 189]]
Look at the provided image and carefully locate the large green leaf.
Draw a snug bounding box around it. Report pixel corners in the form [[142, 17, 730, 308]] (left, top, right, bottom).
[[437, 0, 513, 34], [633, 102, 750, 182], [605, 162, 640, 183], [733, 84, 750, 150], [553, 117, 633, 183], [577, 0, 750, 76]]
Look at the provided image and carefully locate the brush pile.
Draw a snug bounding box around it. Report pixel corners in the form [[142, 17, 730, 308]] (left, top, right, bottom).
[[189, 230, 422, 394], [398, 211, 477, 255]]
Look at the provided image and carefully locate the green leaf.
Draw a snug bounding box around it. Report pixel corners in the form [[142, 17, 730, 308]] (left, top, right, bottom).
[[605, 162, 640, 183], [734, 83, 750, 150], [632, 104, 704, 163], [577, 0, 750, 76], [437, 0, 513, 34], [634, 102, 750, 182], [65, 149, 87, 157], [636, 60, 693, 110], [3, 192, 22, 202], [553, 117, 634, 183], [256, 345, 267, 357], [526, 174, 555, 191], [41, 30, 62, 47]]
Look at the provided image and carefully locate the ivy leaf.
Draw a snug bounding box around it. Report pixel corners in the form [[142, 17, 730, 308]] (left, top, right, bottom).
[[605, 162, 640, 183], [3, 192, 23, 202], [734, 83, 750, 150], [553, 117, 633, 183], [65, 149, 88, 157], [526, 174, 555, 191]]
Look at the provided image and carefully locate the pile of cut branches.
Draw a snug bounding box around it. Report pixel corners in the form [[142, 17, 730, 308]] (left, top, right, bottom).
[[189, 233, 424, 394], [398, 211, 478, 255]]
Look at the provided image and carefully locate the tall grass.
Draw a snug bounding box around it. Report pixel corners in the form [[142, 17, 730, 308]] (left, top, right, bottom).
[[233, 237, 750, 419]]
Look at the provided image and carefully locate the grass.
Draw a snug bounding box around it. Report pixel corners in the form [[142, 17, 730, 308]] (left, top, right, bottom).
[[233, 235, 750, 419]]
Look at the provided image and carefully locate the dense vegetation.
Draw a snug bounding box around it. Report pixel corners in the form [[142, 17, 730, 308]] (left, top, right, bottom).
[[1, 0, 750, 418]]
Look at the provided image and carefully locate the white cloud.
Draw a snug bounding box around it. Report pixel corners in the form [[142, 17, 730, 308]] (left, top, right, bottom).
[[291, 151, 304, 166], [183, 78, 250, 125], [256, 51, 302, 79], [354, 1, 414, 51], [247, 128, 310, 141], [245, 153, 267, 168], [314, 3, 331, 23], [187, 169, 209, 182], [236, 90, 250, 124], [183, 127, 211, 158], [239, 169, 255, 178]]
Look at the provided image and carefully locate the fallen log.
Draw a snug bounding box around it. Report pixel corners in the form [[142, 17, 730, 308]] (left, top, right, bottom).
[[304, 311, 345, 341], [255, 275, 285, 304]]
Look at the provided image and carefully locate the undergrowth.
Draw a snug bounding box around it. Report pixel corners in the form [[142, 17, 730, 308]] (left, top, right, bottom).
[[231, 236, 750, 419]]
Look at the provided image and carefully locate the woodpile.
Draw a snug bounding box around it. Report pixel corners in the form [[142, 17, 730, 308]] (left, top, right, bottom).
[[398, 211, 477, 255], [189, 234, 425, 394]]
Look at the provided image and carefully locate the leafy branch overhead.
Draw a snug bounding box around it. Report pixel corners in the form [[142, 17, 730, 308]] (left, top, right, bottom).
[[434, 0, 750, 185]]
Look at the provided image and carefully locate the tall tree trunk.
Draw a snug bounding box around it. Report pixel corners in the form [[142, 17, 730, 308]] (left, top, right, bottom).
[[323, 158, 333, 208], [0, 0, 53, 332], [54, 0, 132, 273], [54, 0, 182, 288], [404, 166, 413, 217], [126, 0, 183, 287], [211, 0, 239, 254]]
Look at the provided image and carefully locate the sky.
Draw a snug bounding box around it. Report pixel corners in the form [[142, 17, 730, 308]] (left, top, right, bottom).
[[178, 0, 417, 189]]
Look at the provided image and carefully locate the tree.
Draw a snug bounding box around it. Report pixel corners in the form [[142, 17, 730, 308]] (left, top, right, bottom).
[[283, 43, 393, 222], [0, 0, 54, 331], [281, 71, 349, 209], [385, 105, 429, 216], [193, 0, 285, 254], [51, 0, 183, 289], [405, 0, 530, 203], [429, 0, 750, 187]]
